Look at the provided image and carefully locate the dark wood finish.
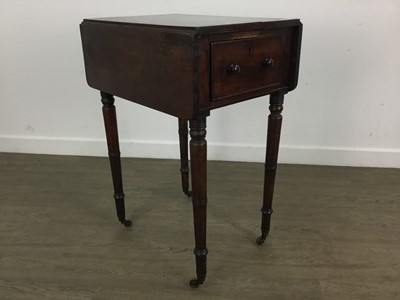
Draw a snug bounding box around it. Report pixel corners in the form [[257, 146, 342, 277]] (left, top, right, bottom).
[[100, 92, 132, 227], [211, 35, 283, 100], [288, 24, 303, 91], [189, 116, 208, 288], [178, 118, 191, 196], [80, 15, 302, 119], [256, 92, 284, 245], [81, 22, 195, 119], [80, 14, 302, 288]]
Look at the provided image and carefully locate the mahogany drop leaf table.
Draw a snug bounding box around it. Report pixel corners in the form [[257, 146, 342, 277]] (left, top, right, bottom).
[[80, 14, 302, 288]]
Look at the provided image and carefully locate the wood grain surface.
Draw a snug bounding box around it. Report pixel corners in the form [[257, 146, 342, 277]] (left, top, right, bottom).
[[0, 153, 399, 299]]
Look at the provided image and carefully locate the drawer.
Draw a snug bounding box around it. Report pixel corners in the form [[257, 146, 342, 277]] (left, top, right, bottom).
[[211, 36, 283, 101]]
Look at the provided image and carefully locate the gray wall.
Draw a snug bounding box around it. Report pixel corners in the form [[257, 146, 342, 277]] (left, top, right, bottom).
[[1, 0, 399, 167]]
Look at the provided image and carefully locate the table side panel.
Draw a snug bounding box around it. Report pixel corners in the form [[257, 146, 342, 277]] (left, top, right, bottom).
[[80, 22, 196, 119], [194, 34, 212, 114], [288, 23, 303, 91]]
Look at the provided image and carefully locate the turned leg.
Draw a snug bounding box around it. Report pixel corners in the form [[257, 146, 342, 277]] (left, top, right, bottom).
[[101, 91, 132, 227], [188, 116, 208, 287], [178, 118, 191, 197], [257, 92, 284, 245]]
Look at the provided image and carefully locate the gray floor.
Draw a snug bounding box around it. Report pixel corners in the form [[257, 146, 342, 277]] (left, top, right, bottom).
[[0, 153, 399, 300]]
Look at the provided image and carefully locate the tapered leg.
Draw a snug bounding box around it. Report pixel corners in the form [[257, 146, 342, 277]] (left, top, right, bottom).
[[178, 118, 191, 197], [101, 91, 132, 227], [188, 116, 208, 287], [257, 92, 284, 245]]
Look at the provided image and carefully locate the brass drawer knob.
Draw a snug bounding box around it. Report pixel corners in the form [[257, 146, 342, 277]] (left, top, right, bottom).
[[227, 64, 241, 73], [262, 58, 274, 68]]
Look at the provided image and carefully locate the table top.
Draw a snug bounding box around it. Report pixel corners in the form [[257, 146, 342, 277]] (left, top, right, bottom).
[[83, 14, 301, 34]]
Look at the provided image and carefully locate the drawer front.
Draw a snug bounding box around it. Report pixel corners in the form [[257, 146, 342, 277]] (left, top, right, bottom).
[[211, 36, 282, 101]]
